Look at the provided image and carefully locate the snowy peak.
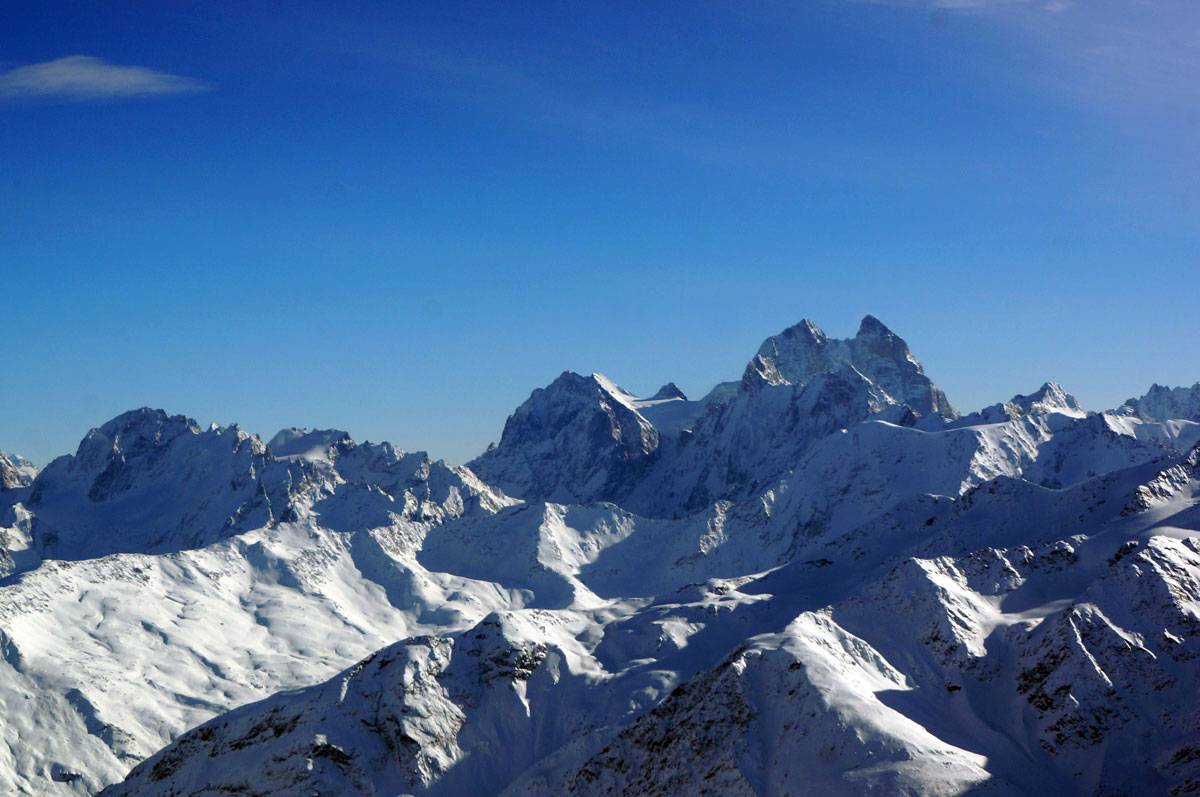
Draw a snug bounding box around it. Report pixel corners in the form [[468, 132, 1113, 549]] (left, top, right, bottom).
[[24, 409, 274, 561], [10, 407, 511, 569], [468, 371, 661, 504], [753, 317, 833, 386], [0, 451, 36, 491], [754, 315, 957, 419], [71, 408, 206, 477], [1012, 381, 1084, 416], [1121, 382, 1200, 422], [955, 381, 1087, 426], [38, 408, 268, 509], [469, 315, 961, 516]]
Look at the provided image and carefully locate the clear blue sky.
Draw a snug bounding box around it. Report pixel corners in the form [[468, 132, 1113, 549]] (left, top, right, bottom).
[[3, 0, 1198, 466]]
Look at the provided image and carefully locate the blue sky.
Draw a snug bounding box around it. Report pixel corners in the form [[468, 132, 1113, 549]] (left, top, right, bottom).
[[3, 0, 1198, 466]]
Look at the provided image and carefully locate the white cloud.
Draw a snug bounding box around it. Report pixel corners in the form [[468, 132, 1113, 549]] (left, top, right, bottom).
[[0, 55, 207, 101]]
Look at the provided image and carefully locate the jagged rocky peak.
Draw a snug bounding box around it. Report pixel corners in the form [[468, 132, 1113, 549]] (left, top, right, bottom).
[[65, 408, 267, 476], [956, 382, 1087, 427], [21, 408, 277, 562], [752, 315, 957, 419], [72, 408, 200, 469], [493, 371, 656, 453], [1121, 382, 1200, 422], [1013, 381, 1083, 415], [33, 408, 269, 508], [753, 318, 831, 385], [468, 371, 660, 504], [0, 451, 37, 491]]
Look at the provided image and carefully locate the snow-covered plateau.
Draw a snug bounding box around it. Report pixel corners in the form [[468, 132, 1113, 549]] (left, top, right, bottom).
[[4, 315, 1200, 795]]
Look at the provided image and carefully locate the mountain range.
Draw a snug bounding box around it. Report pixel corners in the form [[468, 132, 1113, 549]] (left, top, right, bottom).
[[3, 315, 1200, 795]]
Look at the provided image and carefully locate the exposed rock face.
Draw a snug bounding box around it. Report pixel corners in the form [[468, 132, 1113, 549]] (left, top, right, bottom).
[[755, 315, 958, 420], [472, 316, 959, 514], [469, 372, 662, 505]]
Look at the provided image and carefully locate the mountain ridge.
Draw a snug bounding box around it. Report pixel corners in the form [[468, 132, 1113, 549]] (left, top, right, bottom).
[[3, 314, 1200, 796]]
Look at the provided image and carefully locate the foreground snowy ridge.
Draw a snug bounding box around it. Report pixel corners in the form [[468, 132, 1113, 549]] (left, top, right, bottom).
[[4, 315, 1200, 796]]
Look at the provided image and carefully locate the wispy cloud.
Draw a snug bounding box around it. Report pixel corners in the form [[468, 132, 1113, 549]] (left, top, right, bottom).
[[853, 0, 1058, 11], [854, 0, 1199, 114], [0, 55, 207, 101]]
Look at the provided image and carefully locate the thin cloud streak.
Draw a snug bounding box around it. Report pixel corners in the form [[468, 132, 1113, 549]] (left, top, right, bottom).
[[851, 0, 1056, 11], [0, 55, 208, 101]]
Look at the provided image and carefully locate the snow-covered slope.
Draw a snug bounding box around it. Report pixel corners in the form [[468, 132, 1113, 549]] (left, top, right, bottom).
[[5, 314, 1200, 796], [109, 439, 1200, 796], [0, 414, 516, 795]]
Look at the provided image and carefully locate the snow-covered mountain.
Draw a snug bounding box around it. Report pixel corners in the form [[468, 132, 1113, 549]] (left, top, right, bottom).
[[5, 314, 1200, 796], [0, 451, 37, 491], [1119, 382, 1200, 423]]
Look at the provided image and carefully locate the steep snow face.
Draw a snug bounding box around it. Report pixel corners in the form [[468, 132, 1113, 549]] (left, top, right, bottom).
[[23, 409, 277, 563], [469, 372, 661, 504], [626, 383, 706, 440], [755, 315, 958, 420], [1120, 382, 1200, 422]]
